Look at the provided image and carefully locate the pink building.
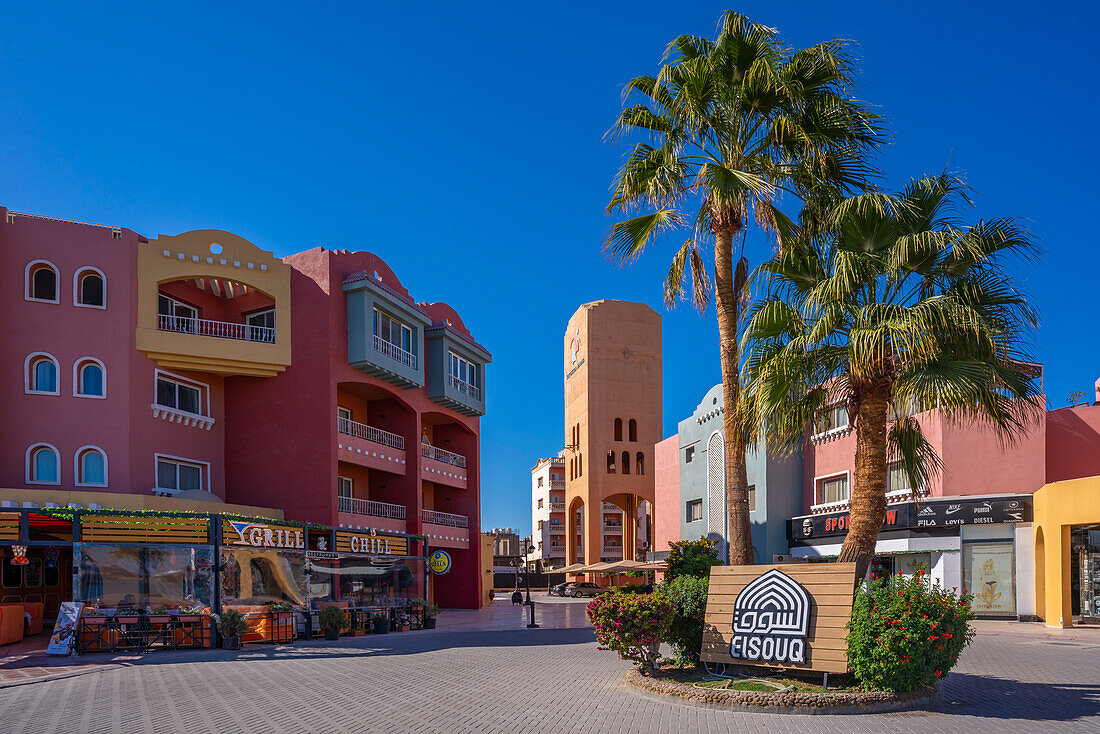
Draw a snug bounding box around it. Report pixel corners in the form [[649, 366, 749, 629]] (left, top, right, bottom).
[[653, 435, 680, 554], [0, 206, 488, 609]]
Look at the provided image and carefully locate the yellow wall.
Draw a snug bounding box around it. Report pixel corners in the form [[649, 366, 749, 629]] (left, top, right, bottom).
[[481, 532, 494, 607], [0, 487, 284, 519], [1033, 475, 1100, 627], [136, 230, 292, 377]]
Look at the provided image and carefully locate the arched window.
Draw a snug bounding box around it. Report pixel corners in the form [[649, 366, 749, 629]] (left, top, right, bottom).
[[76, 269, 106, 307], [628, 419, 637, 442], [636, 452, 645, 475], [621, 451, 630, 475], [27, 444, 60, 484], [614, 418, 623, 441], [26, 261, 59, 302], [77, 447, 107, 486], [26, 353, 59, 394], [75, 359, 105, 397], [606, 450, 616, 474]]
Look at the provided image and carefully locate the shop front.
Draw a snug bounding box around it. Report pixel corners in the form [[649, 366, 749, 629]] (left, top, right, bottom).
[[1033, 476, 1100, 627], [789, 494, 1035, 619]]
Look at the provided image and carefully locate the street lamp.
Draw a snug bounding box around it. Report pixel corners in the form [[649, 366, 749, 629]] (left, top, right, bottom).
[[522, 541, 539, 628]]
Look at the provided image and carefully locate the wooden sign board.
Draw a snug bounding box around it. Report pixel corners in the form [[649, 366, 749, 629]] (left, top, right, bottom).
[[701, 563, 858, 674], [335, 530, 408, 557]]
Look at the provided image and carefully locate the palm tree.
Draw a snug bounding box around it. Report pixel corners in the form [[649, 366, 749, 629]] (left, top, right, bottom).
[[604, 11, 881, 564], [742, 173, 1043, 579]]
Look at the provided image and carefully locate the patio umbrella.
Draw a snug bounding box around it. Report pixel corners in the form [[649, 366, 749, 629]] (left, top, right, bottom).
[[557, 563, 587, 574]]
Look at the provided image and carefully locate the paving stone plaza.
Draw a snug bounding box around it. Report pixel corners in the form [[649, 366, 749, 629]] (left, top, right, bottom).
[[0, 599, 1097, 734]]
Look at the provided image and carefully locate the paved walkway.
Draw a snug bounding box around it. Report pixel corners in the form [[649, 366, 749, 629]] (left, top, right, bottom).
[[0, 601, 1097, 733]]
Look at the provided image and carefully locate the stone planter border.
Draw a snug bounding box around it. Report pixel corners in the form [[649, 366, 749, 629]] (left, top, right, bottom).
[[625, 669, 938, 715]]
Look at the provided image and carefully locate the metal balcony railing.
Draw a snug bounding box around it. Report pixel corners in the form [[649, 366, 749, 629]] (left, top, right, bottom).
[[373, 334, 417, 369], [422, 509, 469, 528], [337, 416, 405, 450], [421, 444, 466, 468], [447, 374, 481, 401], [338, 496, 406, 519], [158, 314, 274, 343]]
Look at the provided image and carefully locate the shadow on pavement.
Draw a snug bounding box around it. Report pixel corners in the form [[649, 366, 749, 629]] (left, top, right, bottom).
[[933, 673, 1100, 722]]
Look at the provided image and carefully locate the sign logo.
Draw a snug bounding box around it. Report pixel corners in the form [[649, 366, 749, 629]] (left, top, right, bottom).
[[570, 329, 581, 365], [429, 550, 452, 575], [918, 505, 936, 517], [946, 504, 963, 515], [350, 534, 391, 554], [228, 521, 304, 550], [317, 537, 328, 551], [729, 569, 810, 664]]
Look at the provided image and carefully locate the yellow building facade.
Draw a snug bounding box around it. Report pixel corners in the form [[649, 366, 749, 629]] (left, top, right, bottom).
[[1033, 475, 1100, 627]]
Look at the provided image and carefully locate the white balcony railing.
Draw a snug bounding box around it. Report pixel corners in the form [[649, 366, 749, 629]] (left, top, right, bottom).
[[602, 546, 623, 555], [373, 334, 417, 369], [549, 480, 565, 490], [447, 374, 481, 401], [549, 526, 565, 535], [158, 314, 275, 343], [603, 524, 623, 533], [337, 416, 405, 450], [422, 509, 469, 528], [421, 444, 467, 468], [338, 496, 406, 519], [550, 502, 566, 512]]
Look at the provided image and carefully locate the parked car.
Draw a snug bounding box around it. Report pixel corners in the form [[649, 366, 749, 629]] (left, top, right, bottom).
[[565, 582, 608, 598], [549, 583, 569, 597]]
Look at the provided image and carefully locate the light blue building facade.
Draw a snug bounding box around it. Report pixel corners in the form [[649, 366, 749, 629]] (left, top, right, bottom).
[[676, 384, 802, 563]]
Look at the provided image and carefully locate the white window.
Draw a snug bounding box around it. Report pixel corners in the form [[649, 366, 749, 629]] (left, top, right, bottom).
[[26, 260, 59, 303], [814, 403, 849, 437], [155, 373, 206, 416], [75, 268, 106, 308], [27, 444, 61, 485], [887, 462, 915, 495], [686, 499, 703, 522], [818, 474, 849, 505], [76, 446, 108, 486], [155, 456, 206, 494], [449, 351, 479, 388], [74, 358, 106, 398], [158, 294, 198, 332], [245, 308, 275, 343], [373, 308, 412, 352], [338, 476, 353, 498], [25, 353, 60, 395]]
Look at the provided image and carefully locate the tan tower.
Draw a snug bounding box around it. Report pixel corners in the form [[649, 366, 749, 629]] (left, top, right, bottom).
[[563, 301, 661, 576]]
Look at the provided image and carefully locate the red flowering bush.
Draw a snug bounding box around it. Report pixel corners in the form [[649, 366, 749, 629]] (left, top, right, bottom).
[[847, 569, 975, 692], [586, 590, 673, 674]]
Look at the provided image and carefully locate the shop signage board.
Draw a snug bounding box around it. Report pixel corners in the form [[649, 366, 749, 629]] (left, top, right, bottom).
[[222, 520, 305, 550], [334, 529, 409, 556], [791, 495, 1033, 540], [46, 602, 84, 655], [701, 563, 858, 674], [82, 514, 210, 544], [428, 550, 451, 574]]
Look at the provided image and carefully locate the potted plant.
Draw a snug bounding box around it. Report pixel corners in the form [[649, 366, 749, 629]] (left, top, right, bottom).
[[318, 606, 344, 641], [371, 613, 389, 634], [396, 613, 411, 632], [423, 602, 440, 630], [217, 609, 247, 650]]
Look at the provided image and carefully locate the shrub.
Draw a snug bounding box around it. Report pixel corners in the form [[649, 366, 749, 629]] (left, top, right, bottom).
[[216, 609, 247, 638], [665, 537, 721, 579], [318, 605, 346, 632], [657, 575, 709, 662], [847, 569, 975, 692], [586, 590, 673, 673], [615, 584, 652, 594]]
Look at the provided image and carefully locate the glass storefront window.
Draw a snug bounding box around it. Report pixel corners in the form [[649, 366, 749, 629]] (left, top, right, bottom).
[[963, 541, 1016, 615], [308, 556, 424, 608], [73, 543, 214, 611], [220, 548, 306, 609]]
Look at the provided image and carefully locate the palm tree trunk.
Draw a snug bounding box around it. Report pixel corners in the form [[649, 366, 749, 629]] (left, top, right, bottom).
[[714, 229, 754, 566], [837, 390, 889, 581]]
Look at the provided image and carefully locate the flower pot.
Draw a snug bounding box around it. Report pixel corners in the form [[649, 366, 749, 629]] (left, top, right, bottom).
[[398, 625, 410, 632], [372, 618, 389, 634], [423, 618, 436, 630], [222, 635, 241, 650], [324, 628, 339, 641]]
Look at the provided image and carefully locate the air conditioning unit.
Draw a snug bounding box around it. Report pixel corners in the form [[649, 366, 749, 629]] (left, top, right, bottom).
[[772, 554, 794, 564]]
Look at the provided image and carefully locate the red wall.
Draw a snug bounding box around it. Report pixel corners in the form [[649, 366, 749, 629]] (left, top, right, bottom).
[[1046, 404, 1100, 482]]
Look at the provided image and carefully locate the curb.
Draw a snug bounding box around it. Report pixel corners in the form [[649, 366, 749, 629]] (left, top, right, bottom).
[[625, 669, 938, 715]]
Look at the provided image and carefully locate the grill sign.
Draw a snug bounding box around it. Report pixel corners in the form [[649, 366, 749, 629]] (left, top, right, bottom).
[[729, 569, 810, 664], [226, 521, 304, 549]]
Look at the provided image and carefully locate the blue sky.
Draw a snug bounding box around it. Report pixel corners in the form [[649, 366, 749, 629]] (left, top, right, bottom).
[[2, 2, 1097, 535]]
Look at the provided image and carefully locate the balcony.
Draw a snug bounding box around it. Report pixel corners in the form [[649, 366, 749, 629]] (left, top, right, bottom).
[[549, 480, 565, 490], [344, 273, 427, 390], [337, 417, 406, 474], [338, 496, 406, 520], [602, 546, 624, 556], [422, 509, 470, 550], [602, 524, 623, 534], [425, 324, 490, 417], [550, 502, 566, 512], [158, 314, 274, 344], [548, 546, 565, 557], [136, 230, 292, 378], [420, 443, 468, 489], [549, 526, 565, 535]]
